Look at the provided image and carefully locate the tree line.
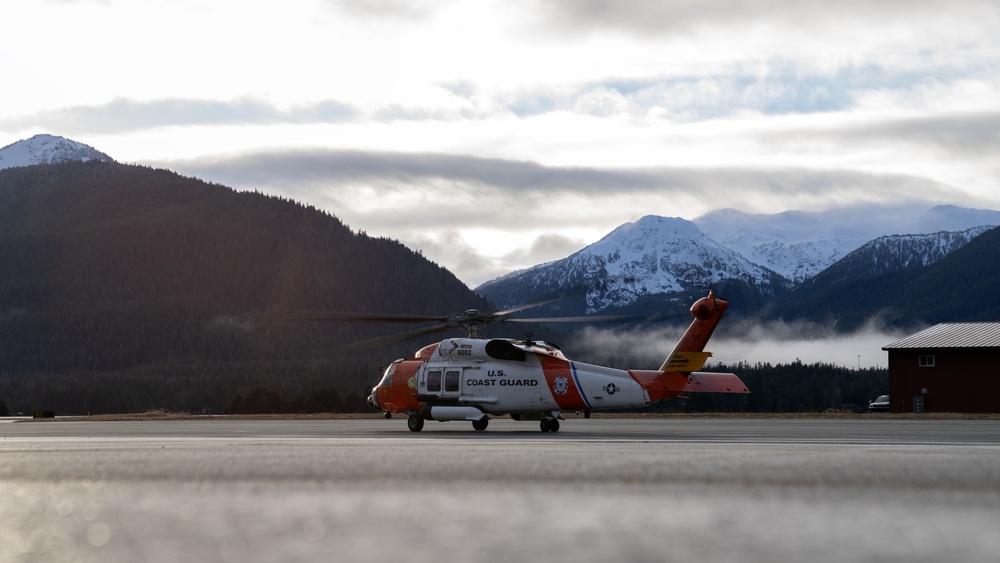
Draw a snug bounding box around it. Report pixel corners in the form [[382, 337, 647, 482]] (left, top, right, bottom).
[[0, 358, 887, 416], [672, 360, 888, 413]]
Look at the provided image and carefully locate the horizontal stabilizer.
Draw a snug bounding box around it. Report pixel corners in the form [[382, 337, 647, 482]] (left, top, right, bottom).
[[684, 372, 750, 394], [629, 369, 750, 402]]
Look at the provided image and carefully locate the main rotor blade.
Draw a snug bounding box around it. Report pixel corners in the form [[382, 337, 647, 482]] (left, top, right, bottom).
[[329, 323, 456, 352], [229, 309, 447, 324], [502, 314, 644, 324], [492, 297, 564, 318]]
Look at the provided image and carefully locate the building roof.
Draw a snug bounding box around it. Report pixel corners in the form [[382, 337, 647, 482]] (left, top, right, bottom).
[[883, 322, 1000, 350]]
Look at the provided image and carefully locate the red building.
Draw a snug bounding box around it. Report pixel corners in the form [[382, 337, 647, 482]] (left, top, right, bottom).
[[882, 323, 1000, 413]]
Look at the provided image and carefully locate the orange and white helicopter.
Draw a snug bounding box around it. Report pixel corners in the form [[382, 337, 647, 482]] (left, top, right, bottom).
[[361, 289, 749, 432]]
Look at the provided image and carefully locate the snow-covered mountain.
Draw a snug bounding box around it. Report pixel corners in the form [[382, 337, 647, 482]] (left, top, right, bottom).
[[770, 225, 1000, 331], [475, 206, 1000, 318], [0, 134, 114, 170], [477, 215, 791, 314], [694, 205, 1000, 283], [797, 226, 996, 290]]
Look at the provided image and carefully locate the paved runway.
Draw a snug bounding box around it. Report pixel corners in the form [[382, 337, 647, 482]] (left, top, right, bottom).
[[2, 417, 999, 563]]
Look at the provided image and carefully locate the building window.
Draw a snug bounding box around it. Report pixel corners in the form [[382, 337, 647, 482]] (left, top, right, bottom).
[[919, 355, 935, 367]]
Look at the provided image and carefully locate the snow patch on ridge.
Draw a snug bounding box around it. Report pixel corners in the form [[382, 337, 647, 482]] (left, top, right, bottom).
[[0, 134, 114, 170]]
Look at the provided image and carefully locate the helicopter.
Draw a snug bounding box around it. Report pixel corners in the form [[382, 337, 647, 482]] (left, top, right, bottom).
[[358, 289, 749, 432], [233, 289, 748, 431]]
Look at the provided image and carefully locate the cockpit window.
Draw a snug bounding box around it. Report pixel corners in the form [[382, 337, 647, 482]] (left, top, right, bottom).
[[378, 363, 398, 388]]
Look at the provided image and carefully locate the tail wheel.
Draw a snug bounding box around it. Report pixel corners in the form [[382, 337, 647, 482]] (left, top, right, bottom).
[[407, 413, 424, 432], [472, 417, 489, 431]]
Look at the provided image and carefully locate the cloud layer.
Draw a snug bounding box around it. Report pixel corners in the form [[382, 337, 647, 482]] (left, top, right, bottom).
[[3, 0, 999, 286]]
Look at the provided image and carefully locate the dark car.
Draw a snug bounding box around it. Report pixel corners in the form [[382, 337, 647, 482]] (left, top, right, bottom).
[[868, 394, 890, 413]]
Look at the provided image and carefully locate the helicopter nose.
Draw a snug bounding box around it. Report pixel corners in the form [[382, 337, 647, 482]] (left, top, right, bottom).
[[367, 389, 380, 410]]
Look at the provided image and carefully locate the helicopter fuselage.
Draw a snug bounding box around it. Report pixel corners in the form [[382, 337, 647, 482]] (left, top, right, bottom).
[[371, 337, 650, 416]]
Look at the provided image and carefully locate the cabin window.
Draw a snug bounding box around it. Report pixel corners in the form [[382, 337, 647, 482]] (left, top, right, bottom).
[[919, 355, 935, 367], [427, 370, 442, 392], [445, 370, 461, 392]]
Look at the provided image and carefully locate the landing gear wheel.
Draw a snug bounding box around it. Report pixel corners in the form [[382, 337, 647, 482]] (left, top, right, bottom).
[[540, 416, 560, 433], [384, 412, 392, 419], [472, 417, 489, 431], [407, 413, 424, 432]]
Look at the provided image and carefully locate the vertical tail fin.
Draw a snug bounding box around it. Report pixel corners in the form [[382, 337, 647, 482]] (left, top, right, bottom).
[[659, 289, 727, 372]]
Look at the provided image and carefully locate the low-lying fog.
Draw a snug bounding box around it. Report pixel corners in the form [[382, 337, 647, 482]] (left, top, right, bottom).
[[568, 318, 911, 370]]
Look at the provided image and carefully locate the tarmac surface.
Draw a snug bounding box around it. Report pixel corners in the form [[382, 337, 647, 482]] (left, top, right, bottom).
[[2, 416, 999, 562]]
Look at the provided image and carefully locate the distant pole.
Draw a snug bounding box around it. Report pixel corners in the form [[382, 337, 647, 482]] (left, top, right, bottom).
[[857, 355, 860, 370]]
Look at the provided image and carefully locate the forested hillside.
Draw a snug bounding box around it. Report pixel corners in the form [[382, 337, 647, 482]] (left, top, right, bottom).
[[0, 161, 492, 414]]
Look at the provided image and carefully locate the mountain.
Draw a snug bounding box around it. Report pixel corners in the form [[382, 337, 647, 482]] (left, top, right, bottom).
[[796, 226, 995, 290], [0, 134, 114, 169], [0, 160, 491, 414], [476, 215, 792, 317], [475, 206, 1000, 325], [768, 226, 1000, 330], [693, 204, 1000, 282]]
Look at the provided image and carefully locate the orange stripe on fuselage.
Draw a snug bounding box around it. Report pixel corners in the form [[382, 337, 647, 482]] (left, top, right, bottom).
[[537, 355, 588, 410]]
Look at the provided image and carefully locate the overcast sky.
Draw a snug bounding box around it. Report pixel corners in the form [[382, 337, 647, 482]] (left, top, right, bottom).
[[4, 0, 1000, 289]]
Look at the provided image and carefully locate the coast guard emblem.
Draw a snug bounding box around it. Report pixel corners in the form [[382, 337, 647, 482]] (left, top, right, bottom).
[[553, 376, 569, 395]]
